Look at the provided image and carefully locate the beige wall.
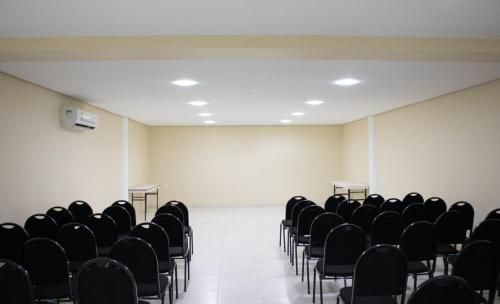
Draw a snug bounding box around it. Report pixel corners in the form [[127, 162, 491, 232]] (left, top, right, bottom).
[[375, 79, 500, 222], [341, 118, 369, 184], [149, 125, 342, 205], [128, 119, 150, 188], [0, 72, 124, 225]]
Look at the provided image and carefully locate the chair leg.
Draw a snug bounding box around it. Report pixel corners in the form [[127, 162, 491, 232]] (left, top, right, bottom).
[[184, 257, 187, 292], [188, 254, 191, 280], [320, 276, 323, 304], [283, 226, 287, 252], [191, 232, 194, 255], [291, 238, 294, 265], [295, 243, 299, 275], [307, 258, 310, 294], [279, 223, 282, 247], [488, 287, 496, 304], [313, 267, 317, 303], [413, 274, 417, 290], [175, 264, 179, 298], [443, 256, 449, 275], [301, 250, 305, 281]]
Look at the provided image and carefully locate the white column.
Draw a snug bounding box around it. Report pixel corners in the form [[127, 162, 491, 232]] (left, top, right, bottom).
[[122, 116, 129, 199], [368, 115, 377, 194]]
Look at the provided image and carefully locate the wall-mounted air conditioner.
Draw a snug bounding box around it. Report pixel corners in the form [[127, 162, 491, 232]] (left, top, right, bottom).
[[60, 106, 98, 130]]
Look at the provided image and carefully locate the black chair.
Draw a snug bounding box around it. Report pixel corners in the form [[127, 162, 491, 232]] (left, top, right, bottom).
[[295, 205, 324, 276], [0, 223, 29, 260], [289, 200, 315, 264], [110, 237, 170, 304], [83, 213, 118, 256], [46, 206, 74, 228], [152, 214, 190, 292], [424, 197, 447, 223], [486, 208, 500, 221], [407, 275, 478, 304], [304, 212, 343, 294], [103, 205, 132, 237], [280, 196, 306, 251], [400, 221, 437, 290], [435, 211, 467, 275], [337, 244, 408, 304], [381, 198, 404, 214], [450, 201, 474, 237], [0, 259, 35, 304], [165, 200, 194, 255], [314, 223, 366, 304], [324, 194, 346, 213], [468, 219, 500, 253], [363, 194, 385, 208], [370, 211, 403, 246], [403, 192, 424, 209], [17, 238, 73, 302], [336, 200, 361, 223], [402, 204, 429, 228], [131, 222, 178, 299], [24, 214, 58, 239], [76, 257, 139, 304], [452, 240, 499, 304], [58, 223, 98, 274], [68, 200, 93, 223], [113, 200, 137, 226], [350, 204, 380, 235], [156, 205, 185, 224]]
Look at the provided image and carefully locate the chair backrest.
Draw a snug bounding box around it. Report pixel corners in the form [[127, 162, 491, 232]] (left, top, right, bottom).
[[155, 205, 185, 225], [309, 213, 343, 247], [291, 200, 315, 229], [363, 194, 385, 208], [423, 197, 447, 223], [68, 200, 93, 223], [165, 200, 189, 226], [0, 223, 29, 260], [468, 219, 500, 254], [407, 275, 477, 304], [324, 194, 345, 213], [402, 204, 429, 228], [110, 237, 159, 291], [323, 224, 366, 269], [351, 204, 380, 234], [486, 208, 500, 221], [58, 223, 97, 264], [151, 214, 184, 247], [449, 201, 474, 231], [297, 205, 324, 237], [46, 206, 74, 228], [400, 221, 437, 262], [130, 222, 171, 261], [285, 196, 307, 221], [103, 205, 132, 235], [76, 257, 138, 304], [17, 238, 70, 289], [380, 198, 404, 214], [24, 214, 58, 239], [112, 200, 136, 226], [402, 192, 424, 209], [336, 200, 361, 222], [436, 210, 467, 245], [83, 214, 118, 247], [351, 244, 407, 303], [452, 240, 499, 291], [370, 211, 403, 246], [0, 259, 35, 304]]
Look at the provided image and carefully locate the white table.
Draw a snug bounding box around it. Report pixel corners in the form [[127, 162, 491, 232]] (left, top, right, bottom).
[[331, 180, 369, 201], [128, 184, 160, 221]]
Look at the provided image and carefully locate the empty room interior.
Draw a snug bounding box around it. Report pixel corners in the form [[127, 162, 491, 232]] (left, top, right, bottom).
[[1, 1, 500, 304]]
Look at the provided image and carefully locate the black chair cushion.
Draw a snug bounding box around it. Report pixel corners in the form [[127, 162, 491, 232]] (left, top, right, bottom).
[[34, 276, 76, 300], [137, 274, 169, 297], [170, 240, 189, 257], [293, 235, 310, 244], [97, 246, 112, 257], [407, 261, 428, 274], [339, 287, 398, 304], [316, 259, 355, 277], [158, 259, 176, 273], [437, 244, 458, 255], [304, 245, 324, 258]]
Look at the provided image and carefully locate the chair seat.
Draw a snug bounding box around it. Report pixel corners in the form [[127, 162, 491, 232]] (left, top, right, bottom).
[[282, 219, 292, 228], [118, 233, 129, 240], [437, 244, 458, 255], [293, 234, 310, 244], [137, 274, 169, 297], [170, 240, 189, 257], [304, 245, 323, 258], [407, 261, 428, 274], [97, 246, 112, 256], [339, 287, 398, 304], [159, 259, 177, 273], [316, 259, 355, 277], [34, 277, 75, 300]]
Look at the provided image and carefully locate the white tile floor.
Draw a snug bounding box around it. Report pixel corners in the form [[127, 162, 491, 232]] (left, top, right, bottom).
[[137, 205, 499, 304]]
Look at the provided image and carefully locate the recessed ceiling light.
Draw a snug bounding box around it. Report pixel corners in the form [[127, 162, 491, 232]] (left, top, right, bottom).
[[305, 100, 324, 106], [280, 119, 292, 124], [188, 100, 208, 106], [204, 120, 216, 124], [291, 112, 305, 116], [198, 112, 212, 117], [172, 79, 199, 87], [333, 78, 360, 86]]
